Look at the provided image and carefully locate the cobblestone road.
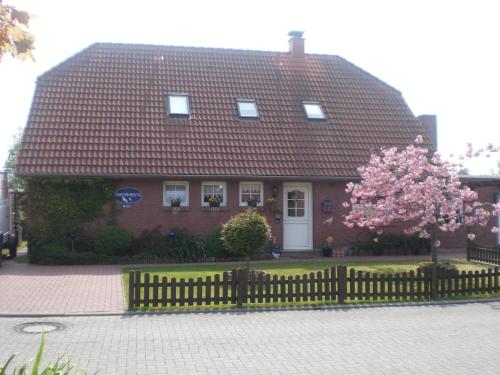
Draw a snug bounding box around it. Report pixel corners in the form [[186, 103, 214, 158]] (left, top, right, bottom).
[[1, 301, 500, 374]]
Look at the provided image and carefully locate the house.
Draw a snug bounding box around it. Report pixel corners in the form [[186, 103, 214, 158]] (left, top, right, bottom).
[[16, 32, 497, 250]]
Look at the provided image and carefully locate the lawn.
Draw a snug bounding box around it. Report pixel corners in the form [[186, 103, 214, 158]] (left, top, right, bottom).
[[124, 259, 493, 281]]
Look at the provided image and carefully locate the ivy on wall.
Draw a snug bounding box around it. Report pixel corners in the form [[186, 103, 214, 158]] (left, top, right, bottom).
[[25, 178, 117, 248]]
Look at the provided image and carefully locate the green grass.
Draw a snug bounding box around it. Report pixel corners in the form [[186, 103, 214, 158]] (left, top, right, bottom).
[[123, 259, 498, 310]]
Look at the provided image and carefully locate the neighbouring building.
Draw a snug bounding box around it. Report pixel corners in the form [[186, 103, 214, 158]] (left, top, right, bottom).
[[15, 32, 499, 250]]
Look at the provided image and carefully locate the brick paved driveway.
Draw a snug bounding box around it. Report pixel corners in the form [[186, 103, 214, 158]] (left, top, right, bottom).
[[0, 260, 124, 314], [1, 301, 500, 374]]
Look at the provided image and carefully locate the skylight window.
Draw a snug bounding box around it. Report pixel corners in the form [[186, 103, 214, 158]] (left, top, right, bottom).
[[236, 99, 259, 118], [167, 94, 190, 117], [302, 101, 326, 120]]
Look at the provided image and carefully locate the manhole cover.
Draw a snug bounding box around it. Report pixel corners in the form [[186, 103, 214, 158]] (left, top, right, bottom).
[[14, 322, 66, 334]]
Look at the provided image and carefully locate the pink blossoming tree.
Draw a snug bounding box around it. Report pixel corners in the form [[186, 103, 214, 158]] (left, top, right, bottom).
[[343, 136, 499, 264]]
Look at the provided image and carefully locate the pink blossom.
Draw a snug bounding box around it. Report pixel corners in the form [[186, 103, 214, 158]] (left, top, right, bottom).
[[373, 238, 379, 243], [342, 202, 350, 208], [415, 135, 424, 144], [492, 227, 500, 234], [467, 233, 476, 240], [434, 240, 441, 248], [377, 230, 384, 235]]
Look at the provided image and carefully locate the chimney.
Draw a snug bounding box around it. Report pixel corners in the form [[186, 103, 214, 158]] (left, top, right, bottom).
[[417, 114, 438, 150], [288, 30, 305, 57]]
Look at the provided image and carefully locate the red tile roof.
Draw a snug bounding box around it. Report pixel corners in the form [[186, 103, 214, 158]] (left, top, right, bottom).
[[16, 43, 432, 178]]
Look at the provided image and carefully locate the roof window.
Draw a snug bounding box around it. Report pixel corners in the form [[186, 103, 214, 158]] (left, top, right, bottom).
[[167, 94, 190, 117], [302, 101, 326, 120], [236, 99, 259, 119]]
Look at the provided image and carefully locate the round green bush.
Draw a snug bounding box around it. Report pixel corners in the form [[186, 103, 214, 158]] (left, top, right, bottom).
[[94, 226, 133, 256], [221, 210, 271, 258]]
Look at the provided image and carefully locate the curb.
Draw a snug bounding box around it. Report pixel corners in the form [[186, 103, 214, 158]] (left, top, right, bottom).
[[1, 297, 500, 319]]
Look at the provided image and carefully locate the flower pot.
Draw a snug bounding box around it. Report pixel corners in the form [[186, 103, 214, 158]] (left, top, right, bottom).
[[171, 200, 181, 207], [209, 201, 221, 208], [321, 247, 333, 257]]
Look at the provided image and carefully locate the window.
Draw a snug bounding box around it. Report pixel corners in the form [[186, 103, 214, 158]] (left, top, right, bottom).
[[236, 99, 259, 118], [239, 182, 263, 206], [167, 94, 190, 117], [287, 190, 305, 217], [302, 101, 326, 120], [201, 181, 227, 207], [163, 181, 189, 207]]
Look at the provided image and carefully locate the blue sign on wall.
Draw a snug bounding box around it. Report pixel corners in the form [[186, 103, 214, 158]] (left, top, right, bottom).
[[114, 187, 143, 208]]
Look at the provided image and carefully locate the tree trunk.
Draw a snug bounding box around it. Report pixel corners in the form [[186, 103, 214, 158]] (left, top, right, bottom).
[[430, 223, 438, 264]]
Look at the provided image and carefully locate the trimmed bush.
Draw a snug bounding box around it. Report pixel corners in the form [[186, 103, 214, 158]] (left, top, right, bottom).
[[350, 234, 430, 256], [94, 226, 133, 256], [221, 210, 271, 258]]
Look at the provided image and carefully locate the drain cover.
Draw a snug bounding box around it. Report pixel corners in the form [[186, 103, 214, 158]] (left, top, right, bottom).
[[14, 322, 65, 334]]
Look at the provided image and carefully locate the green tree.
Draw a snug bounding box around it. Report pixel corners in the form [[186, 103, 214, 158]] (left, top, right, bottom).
[[4, 127, 25, 190], [0, 2, 35, 61]]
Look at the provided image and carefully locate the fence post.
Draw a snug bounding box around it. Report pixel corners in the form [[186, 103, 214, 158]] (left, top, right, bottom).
[[237, 268, 248, 308], [128, 271, 135, 310], [430, 264, 438, 299], [338, 266, 347, 304]]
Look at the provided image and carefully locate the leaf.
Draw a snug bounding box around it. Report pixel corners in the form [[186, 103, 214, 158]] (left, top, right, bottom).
[[31, 333, 45, 375], [0, 354, 16, 374]]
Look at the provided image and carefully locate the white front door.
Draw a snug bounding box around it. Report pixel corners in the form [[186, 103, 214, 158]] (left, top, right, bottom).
[[283, 182, 313, 251]]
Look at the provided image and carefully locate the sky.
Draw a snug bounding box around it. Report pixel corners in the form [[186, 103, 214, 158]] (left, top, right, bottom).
[[1, 0, 499, 173]]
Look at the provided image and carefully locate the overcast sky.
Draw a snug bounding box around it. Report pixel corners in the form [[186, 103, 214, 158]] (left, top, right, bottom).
[[1, 0, 499, 172]]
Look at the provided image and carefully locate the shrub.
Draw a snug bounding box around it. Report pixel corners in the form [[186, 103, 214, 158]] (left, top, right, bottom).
[[221, 210, 271, 259], [133, 227, 170, 257], [169, 229, 207, 261], [206, 227, 228, 258], [94, 226, 133, 256], [350, 234, 430, 256], [29, 242, 67, 264]]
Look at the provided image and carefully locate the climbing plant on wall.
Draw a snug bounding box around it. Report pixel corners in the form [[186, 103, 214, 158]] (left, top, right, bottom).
[[25, 178, 117, 248]]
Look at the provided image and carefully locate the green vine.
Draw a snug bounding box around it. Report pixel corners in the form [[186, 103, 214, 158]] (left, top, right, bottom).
[[25, 177, 117, 248]]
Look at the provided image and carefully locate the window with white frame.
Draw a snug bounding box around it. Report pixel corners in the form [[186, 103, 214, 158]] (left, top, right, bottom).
[[236, 99, 259, 118], [239, 182, 263, 206], [163, 181, 189, 207], [167, 94, 190, 117], [302, 101, 326, 120], [201, 181, 227, 207]]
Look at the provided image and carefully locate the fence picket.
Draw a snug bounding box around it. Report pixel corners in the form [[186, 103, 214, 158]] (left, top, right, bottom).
[[356, 270, 362, 301], [222, 272, 229, 304], [372, 273, 378, 301], [474, 271, 480, 294], [128, 271, 135, 310], [257, 273, 264, 303], [495, 267, 499, 292], [316, 271, 323, 301], [330, 268, 337, 302], [144, 273, 150, 308], [294, 275, 301, 302], [205, 276, 211, 305], [214, 274, 220, 305], [394, 273, 400, 300], [409, 271, 415, 301], [279, 276, 287, 303], [265, 275, 272, 303], [380, 274, 386, 300], [249, 272, 256, 303], [480, 270, 486, 294], [364, 272, 370, 300], [272, 275, 279, 303], [187, 278, 194, 306], [152, 275, 159, 307], [134, 271, 141, 307], [401, 272, 407, 301], [302, 274, 308, 301], [170, 278, 176, 307], [287, 276, 294, 302], [179, 278, 185, 306], [487, 269, 493, 294], [387, 274, 393, 300], [231, 270, 237, 305], [309, 273, 316, 302]]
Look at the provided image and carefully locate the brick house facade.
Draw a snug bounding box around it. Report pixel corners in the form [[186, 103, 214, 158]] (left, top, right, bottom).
[[16, 33, 499, 250]]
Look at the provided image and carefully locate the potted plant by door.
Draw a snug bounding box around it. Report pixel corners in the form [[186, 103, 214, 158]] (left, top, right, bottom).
[[270, 236, 282, 259], [321, 236, 334, 257], [208, 195, 221, 207], [170, 198, 181, 207]]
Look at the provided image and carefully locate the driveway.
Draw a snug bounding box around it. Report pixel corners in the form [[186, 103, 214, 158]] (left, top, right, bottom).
[[1, 301, 500, 374], [0, 260, 124, 314]]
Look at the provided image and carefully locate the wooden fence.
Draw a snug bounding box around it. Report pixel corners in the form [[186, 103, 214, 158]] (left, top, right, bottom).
[[467, 244, 500, 266], [128, 266, 500, 309]]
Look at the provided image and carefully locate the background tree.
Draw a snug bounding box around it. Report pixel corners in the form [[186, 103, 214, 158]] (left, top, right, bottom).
[[4, 127, 25, 189], [342, 136, 499, 265], [0, 1, 34, 61]]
